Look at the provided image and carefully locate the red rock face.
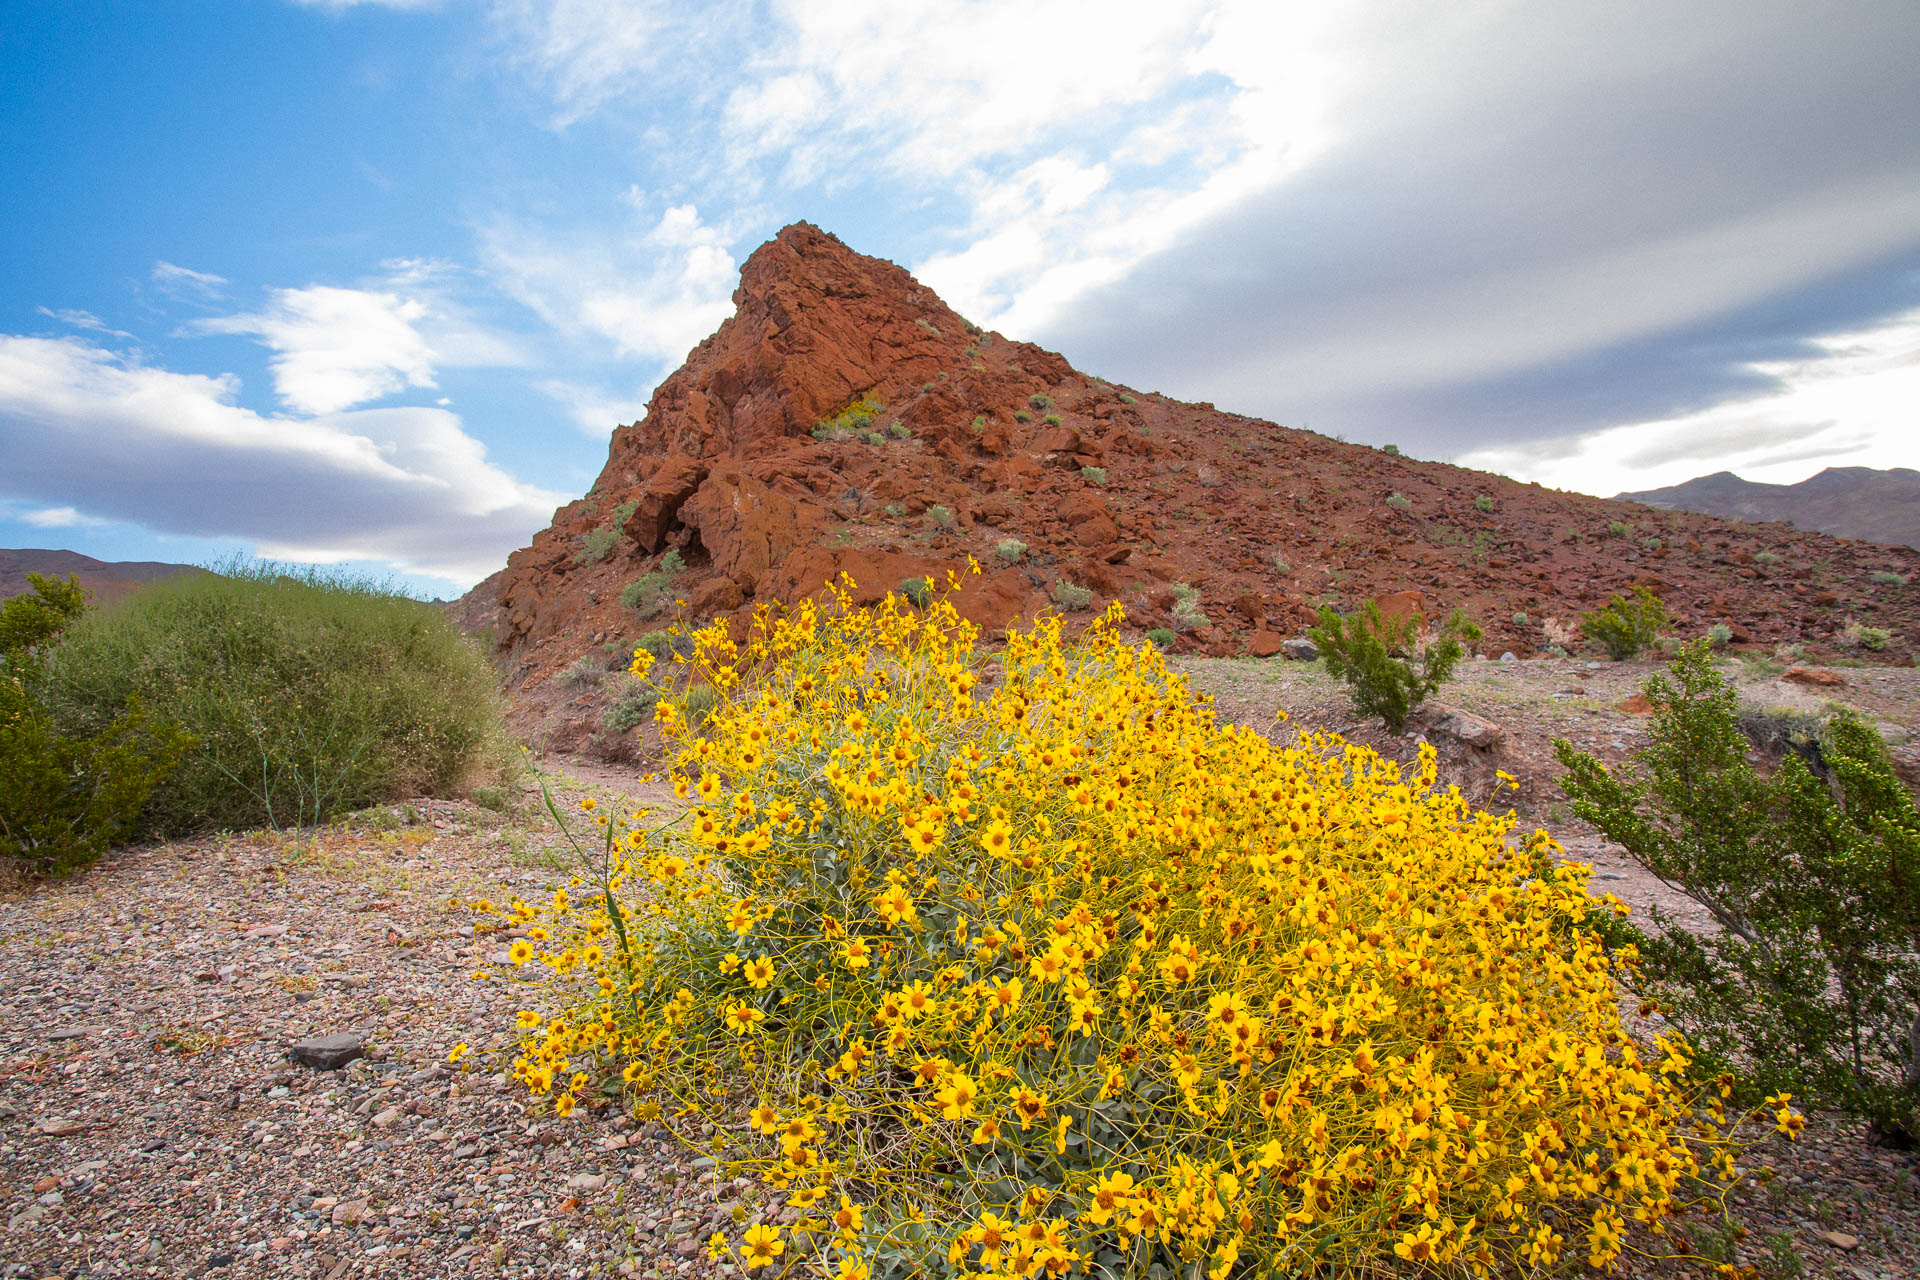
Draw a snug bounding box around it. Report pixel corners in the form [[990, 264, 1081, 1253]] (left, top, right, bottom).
[[475, 221, 1920, 741]]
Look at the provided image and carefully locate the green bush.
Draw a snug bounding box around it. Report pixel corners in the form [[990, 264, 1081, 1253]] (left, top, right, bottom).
[[967, 416, 986, 434], [886, 422, 911, 440], [1872, 571, 1907, 587], [993, 538, 1025, 564], [601, 678, 659, 734], [926, 505, 955, 529], [1384, 491, 1412, 511], [812, 396, 884, 440], [1079, 465, 1106, 484], [633, 630, 679, 663], [899, 577, 933, 609], [1753, 551, 1781, 566], [1145, 627, 1176, 650], [1580, 585, 1670, 659], [576, 524, 621, 566], [1309, 603, 1480, 734], [677, 682, 718, 728], [1117, 392, 1135, 405], [1844, 621, 1893, 652], [1474, 495, 1494, 513], [1043, 413, 1062, 427], [1709, 622, 1733, 647], [1051, 580, 1094, 611], [620, 549, 684, 616], [1511, 611, 1529, 626], [558, 656, 603, 686], [1556, 641, 1920, 1140], [1013, 409, 1032, 423], [1028, 393, 1052, 410], [1381, 443, 1400, 456], [1643, 537, 1663, 553], [1, 575, 193, 874], [39, 562, 514, 837]]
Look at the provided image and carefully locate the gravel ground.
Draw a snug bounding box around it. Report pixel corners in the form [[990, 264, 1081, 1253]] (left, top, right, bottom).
[[0, 779, 770, 1280], [6, 665, 1919, 1279]]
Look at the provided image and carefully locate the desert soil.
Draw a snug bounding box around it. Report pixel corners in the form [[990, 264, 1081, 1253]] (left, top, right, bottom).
[[5, 653, 1919, 1278]]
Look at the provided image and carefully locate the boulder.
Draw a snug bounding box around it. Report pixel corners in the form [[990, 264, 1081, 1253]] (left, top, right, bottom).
[[679, 470, 827, 583], [1248, 630, 1286, 658], [621, 454, 706, 553], [1420, 707, 1503, 750], [1781, 667, 1847, 688], [288, 1033, 365, 1071], [1281, 637, 1320, 661]]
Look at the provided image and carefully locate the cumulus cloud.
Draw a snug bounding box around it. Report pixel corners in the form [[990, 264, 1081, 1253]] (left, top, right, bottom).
[[197, 263, 527, 415], [18, 506, 109, 529], [0, 334, 564, 585]]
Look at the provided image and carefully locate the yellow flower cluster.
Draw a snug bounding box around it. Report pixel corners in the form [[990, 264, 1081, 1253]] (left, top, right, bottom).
[[477, 571, 1793, 1277]]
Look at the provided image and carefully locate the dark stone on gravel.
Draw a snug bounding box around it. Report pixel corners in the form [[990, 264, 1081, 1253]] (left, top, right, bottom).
[[287, 1033, 365, 1070]]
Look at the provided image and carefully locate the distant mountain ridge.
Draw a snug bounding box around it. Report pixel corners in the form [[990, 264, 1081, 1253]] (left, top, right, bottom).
[[1616, 467, 1920, 550], [0, 548, 204, 602]]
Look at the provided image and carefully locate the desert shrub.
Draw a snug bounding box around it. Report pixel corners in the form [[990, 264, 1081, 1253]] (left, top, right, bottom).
[[1643, 537, 1663, 553], [1608, 521, 1631, 538], [1474, 495, 1494, 513], [1, 574, 193, 874], [611, 497, 640, 528], [814, 397, 885, 440], [634, 630, 680, 664], [994, 539, 1026, 564], [927, 505, 955, 530], [887, 422, 911, 440], [1381, 443, 1400, 455], [1271, 554, 1291, 574], [1842, 621, 1893, 652], [1309, 604, 1480, 734], [1384, 492, 1411, 511], [1014, 409, 1032, 423], [1556, 641, 1920, 1139], [1051, 580, 1094, 611], [899, 577, 933, 609], [1752, 551, 1781, 566], [481, 589, 1782, 1278], [675, 681, 718, 729], [1043, 413, 1063, 427], [969, 416, 987, 434], [41, 562, 514, 836], [1708, 622, 1733, 648], [860, 430, 887, 446], [620, 549, 685, 616], [601, 678, 660, 734], [1871, 571, 1907, 587], [1511, 611, 1529, 627], [1541, 616, 1579, 651], [1079, 466, 1107, 485], [471, 784, 512, 814], [558, 656, 604, 686], [1028, 393, 1052, 410], [1141, 626, 1177, 650], [576, 524, 621, 566], [1580, 586, 1670, 660]]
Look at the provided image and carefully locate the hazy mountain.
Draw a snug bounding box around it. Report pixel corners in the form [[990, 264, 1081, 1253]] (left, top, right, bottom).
[[0, 548, 205, 603], [1616, 467, 1920, 550]]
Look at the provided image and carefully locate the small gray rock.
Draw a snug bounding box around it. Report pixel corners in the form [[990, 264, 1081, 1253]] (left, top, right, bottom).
[[288, 1033, 366, 1071], [1499, 651, 1517, 664], [1281, 637, 1319, 662]]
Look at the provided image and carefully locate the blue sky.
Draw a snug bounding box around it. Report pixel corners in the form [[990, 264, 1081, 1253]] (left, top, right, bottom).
[[4, 0, 1918, 597]]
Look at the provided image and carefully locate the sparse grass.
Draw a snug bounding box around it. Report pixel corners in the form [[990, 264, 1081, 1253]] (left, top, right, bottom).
[[1475, 495, 1494, 513], [1872, 571, 1908, 587]]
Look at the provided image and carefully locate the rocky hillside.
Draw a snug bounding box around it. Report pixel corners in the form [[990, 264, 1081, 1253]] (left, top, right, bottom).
[[0, 548, 203, 603], [1618, 466, 1920, 550], [471, 223, 1920, 744]]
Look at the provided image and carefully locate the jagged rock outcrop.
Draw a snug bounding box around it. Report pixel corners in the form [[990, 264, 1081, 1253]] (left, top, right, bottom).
[[469, 222, 1920, 755]]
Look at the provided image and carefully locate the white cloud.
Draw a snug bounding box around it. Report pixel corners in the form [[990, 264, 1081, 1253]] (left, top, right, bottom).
[[1456, 310, 1920, 497], [0, 335, 564, 586], [36, 307, 134, 340], [198, 263, 527, 416], [201, 285, 440, 415], [18, 505, 109, 529], [479, 201, 737, 366], [538, 379, 657, 436], [150, 261, 228, 300]]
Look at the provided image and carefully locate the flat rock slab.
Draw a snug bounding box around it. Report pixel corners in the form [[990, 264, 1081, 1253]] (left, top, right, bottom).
[[287, 1033, 366, 1071]]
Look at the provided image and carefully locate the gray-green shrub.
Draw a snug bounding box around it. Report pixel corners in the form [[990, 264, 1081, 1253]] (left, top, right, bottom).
[[41, 561, 514, 837], [1309, 604, 1480, 734]]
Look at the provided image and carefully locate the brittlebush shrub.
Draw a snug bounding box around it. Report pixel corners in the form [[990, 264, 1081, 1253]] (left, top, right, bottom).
[[479, 575, 1792, 1278]]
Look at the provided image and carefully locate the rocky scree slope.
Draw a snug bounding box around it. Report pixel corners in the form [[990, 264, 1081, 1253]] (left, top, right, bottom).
[[467, 223, 1920, 750]]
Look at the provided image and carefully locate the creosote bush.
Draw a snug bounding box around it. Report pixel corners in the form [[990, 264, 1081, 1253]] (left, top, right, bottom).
[[1309, 604, 1480, 735], [1557, 641, 1920, 1140], [1144, 627, 1176, 650], [41, 560, 516, 836], [1580, 587, 1670, 661], [478, 578, 1795, 1279], [2, 574, 192, 874]]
